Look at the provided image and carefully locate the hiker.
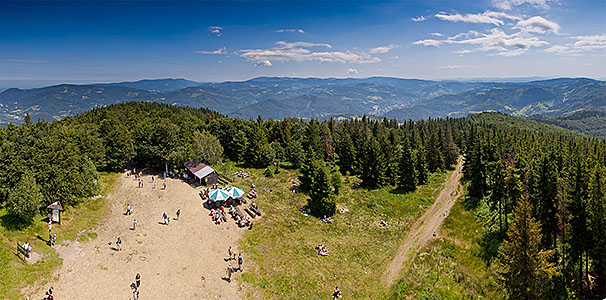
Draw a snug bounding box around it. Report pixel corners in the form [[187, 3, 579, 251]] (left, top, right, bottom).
[[127, 204, 131, 215], [163, 180, 167, 190], [116, 236, 122, 251], [133, 219, 137, 230], [163, 212, 167, 224], [176, 209, 181, 220], [332, 286, 342, 299], [228, 246, 232, 260], [136, 273, 141, 288], [133, 289, 139, 300], [166, 215, 170, 225], [151, 175, 154, 182], [238, 253, 243, 271], [227, 263, 234, 282], [45, 286, 53, 300], [154, 182, 157, 189]]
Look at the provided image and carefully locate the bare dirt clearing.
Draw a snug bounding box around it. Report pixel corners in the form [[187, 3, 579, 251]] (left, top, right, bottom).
[[28, 173, 245, 299], [383, 158, 464, 285]]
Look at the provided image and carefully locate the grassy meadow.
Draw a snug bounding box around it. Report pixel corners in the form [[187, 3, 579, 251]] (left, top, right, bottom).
[[0, 172, 118, 299], [216, 162, 450, 299]]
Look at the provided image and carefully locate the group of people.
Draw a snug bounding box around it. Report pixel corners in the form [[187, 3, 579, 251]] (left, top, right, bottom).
[[210, 208, 227, 225], [299, 206, 311, 216], [224, 247, 244, 282], [234, 170, 250, 179], [321, 215, 333, 223], [316, 244, 330, 256]]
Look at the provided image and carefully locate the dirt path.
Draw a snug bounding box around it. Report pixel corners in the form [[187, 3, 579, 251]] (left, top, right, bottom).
[[383, 157, 464, 285], [28, 173, 246, 299]]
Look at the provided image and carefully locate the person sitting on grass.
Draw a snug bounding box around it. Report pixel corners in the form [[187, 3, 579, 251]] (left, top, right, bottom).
[[332, 286, 342, 299], [322, 215, 333, 223], [379, 219, 388, 227]]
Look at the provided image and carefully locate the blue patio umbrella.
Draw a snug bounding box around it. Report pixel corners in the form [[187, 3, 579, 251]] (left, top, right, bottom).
[[209, 189, 230, 201], [226, 186, 245, 198]]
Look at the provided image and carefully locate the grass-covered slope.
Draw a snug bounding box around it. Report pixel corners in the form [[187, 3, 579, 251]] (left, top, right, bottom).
[[227, 163, 451, 299]]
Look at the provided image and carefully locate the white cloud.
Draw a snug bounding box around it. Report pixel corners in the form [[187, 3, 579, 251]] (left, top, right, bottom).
[[436, 65, 480, 69], [572, 35, 606, 51], [431, 32, 444, 37], [411, 16, 427, 22], [5, 58, 48, 63], [276, 29, 305, 33], [514, 16, 560, 34], [369, 44, 398, 54], [238, 41, 381, 66], [434, 11, 519, 26], [254, 60, 273, 67], [209, 26, 223, 36], [415, 28, 549, 56], [347, 67, 359, 74], [194, 47, 227, 55], [493, 0, 551, 11], [412, 39, 443, 47], [545, 35, 606, 55]]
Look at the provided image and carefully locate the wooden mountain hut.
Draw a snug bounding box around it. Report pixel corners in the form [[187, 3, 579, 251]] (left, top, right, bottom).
[[184, 160, 219, 186]]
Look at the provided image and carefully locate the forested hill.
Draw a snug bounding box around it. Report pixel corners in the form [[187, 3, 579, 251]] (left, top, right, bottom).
[[531, 110, 606, 140], [0, 102, 605, 298], [1, 77, 604, 131]]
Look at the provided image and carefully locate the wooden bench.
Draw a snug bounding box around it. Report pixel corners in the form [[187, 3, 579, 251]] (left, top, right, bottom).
[[17, 242, 30, 259], [249, 205, 262, 216], [244, 208, 256, 218], [234, 207, 245, 219]]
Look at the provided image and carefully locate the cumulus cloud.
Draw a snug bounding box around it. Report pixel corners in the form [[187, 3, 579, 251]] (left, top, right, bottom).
[[493, 0, 551, 11], [514, 16, 560, 34], [5, 58, 48, 63], [434, 11, 520, 26], [369, 44, 398, 54], [414, 28, 549, 56], [276, 29, 305, 33], [347, 67, 359, 74], [545, 35, 606, 55], [194, 47, 227, 55], [209, 26, 223, 36], [412, 39, 443, 47], [238, 41, 381, 66], [411, 16, 427, 22]]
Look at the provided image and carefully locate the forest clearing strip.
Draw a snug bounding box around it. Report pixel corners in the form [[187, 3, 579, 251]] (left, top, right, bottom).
[[383, 157, 464, 285]]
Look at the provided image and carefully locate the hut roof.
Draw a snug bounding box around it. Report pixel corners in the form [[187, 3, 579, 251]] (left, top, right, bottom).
[[47, 201, 63, 211], [185, 160, 216, 179]]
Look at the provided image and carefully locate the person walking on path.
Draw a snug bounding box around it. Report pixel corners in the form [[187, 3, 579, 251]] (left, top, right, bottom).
[[163, 180, 167, 190], [127, 204, 131, 215], [133, 289, 139, 300], [163, 212, 167, 224], [135, 273, 141, 289], [116, 236, 122, 251], [228, 246, 232, 260], [154, 182, 157, 189], [133, 219, 137, 230], [238, 253, 243, 271], [176, 209, 181, 220], [151, 176, 154, 182], [166, 215, 170, 225], [226, 263, 234, 282]]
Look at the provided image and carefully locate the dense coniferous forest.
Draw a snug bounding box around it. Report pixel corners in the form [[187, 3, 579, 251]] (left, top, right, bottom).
[[0, 102, 604, 298]]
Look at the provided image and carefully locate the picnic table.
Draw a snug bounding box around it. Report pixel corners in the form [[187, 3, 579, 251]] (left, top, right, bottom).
[[234, 207, 245, 219]]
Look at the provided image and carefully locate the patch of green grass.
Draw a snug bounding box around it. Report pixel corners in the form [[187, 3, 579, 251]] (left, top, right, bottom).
[[389, 187, 501, 299], [0, 172, 119, 299], [237, 167, 450, 299]]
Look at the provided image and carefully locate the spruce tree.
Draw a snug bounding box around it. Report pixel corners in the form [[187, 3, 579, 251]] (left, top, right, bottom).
[[588, 165, 606, 295], [416, 146, 429, 185], [499, 198, 559, 300], [398, 134, 417, 191], [567, 158, 591, 295], [308, 160, 336, 217]]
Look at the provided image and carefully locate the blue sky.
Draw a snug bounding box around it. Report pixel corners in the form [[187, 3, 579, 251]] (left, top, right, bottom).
[[1, 0, 605, 86]]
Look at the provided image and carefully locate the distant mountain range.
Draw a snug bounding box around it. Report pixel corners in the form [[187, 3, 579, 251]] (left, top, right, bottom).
[[1, 77, 604, 137]]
